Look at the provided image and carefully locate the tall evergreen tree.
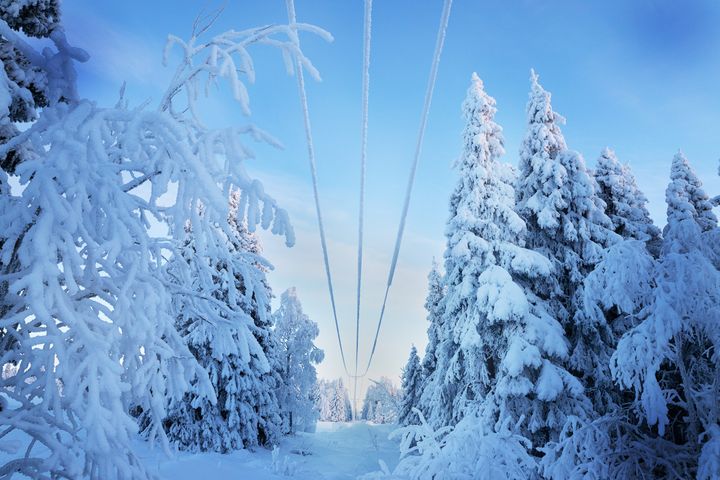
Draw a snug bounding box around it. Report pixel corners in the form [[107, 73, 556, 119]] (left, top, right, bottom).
[[0, 0, 85, 363], [0, 0, 72, 172], [398, 345, 423, 426], [516, 70, 618, 413], [609, 154, 720, 479], [417, 260, 444, 418], [273, 287, 324, 434], [420, 260, 444, 379], [667, 151, 717, 233], [361, 377, 400, 424], [329, 378, 350, 422], [430, 74, 590, 454], [594, 147, 662, 255], [163, 202, 282, 452]]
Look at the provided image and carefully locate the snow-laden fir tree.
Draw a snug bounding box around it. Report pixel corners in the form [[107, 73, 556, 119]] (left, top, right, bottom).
[[315, 378, 352, 422], [516, 70, 619, 413], [420, 260, 444, 380], [0, 0, 68, 172], [540, 153, 719, 479], [361, 377, 400, 424], [666, 151, 717, 233], [594, 147, 662, 256], [274, 287, 324, 434], [0, 13, 329, 478], [398, 345, 423, 426], [162, 196, 284, 452], [419, 75, 590, 468], [539, 238, 660, 479], [417, 260, 445, 420], [428, 71, 512, 427], [314, 379, 333, 421], [0, 0, 83, 365], [329, 378, 352, 422], [608, 153, 720, 479]]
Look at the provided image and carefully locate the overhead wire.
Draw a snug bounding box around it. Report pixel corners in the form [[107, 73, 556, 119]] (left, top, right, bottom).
[[353, 0, 373, 421], [285, 0, 453, 394], [360, 0, 453, 376], [285, 0, 352, 376]]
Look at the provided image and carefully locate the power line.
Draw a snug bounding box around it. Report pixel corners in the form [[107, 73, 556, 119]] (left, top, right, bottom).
[[285, 0, 352, 377], [353, 0, 373, 422], [285, 0, 453, 398], [360, 0, 453, 376]]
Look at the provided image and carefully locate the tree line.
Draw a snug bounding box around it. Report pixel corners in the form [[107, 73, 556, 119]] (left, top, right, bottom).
[[394, 71, 720, 479]]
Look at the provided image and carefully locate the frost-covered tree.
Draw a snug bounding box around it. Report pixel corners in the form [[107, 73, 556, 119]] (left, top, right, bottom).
[[0, 12, 329, 479], [607, 153, 720, 479], [361, 377, 400, 424], [594, 147, 662, 256], [162, 200, 283, 452], [541, 153, 720, 478], [398, 345, 423, 426], [428, 72, 512, 426], [314, 379, 331, 421], [516, 70, 618, 413], [666, 151, 718, 238], [329, 378, 352, 422], [387, 410, 536, 480], [417, 260, 444, 419], [425, 74, 590, 451], [315, 378, 351, 422], [0, 1, 84, 364], [420, 260, 444, 381], [0, 0, 73, 172], [666, 152, 717, 234], [274, 287, 324, 434]]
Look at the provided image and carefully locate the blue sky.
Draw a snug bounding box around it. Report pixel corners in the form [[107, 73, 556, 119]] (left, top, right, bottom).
[[61, 0, 720, 400]]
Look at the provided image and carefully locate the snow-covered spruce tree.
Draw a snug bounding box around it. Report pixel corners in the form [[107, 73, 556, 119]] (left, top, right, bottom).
[[538, 239, 662, 479], [426, 74, 590, 451], [391, 74, 592, 479], [417, 260, 444, 418], [0, 1, 83, 364], [162, 197, 284, 452], [362, 377, 400, 424], [0, 0, 68, 172], [668, 152, 720, 270], [594, 147, 662, 256], [0, 14, 329, 479], [666, 151, 717, 234], [398, 345, 423, 426], [543, 153, 720, 478], [516, 70, 619, 414], [314, 379, 332, 421], [329, 378, 351, 422], [427, 71, 511, 427], [609, 152, 720, 479], [273, 287, 324, 434]]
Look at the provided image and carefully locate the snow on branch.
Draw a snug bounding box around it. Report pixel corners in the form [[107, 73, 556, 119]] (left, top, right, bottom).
[[154, 17, 331, 247], [159, 20, 332, 119]]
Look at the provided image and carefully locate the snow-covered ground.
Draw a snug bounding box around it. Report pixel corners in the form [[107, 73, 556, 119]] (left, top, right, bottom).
[[142, 422, 399, 479]]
